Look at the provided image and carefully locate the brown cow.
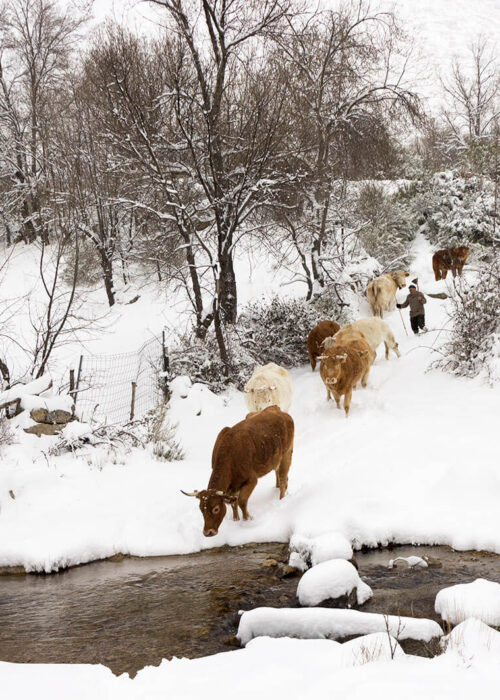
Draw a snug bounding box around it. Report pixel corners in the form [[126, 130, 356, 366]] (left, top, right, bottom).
[[366, 270, 409, 317], [307, 320, 341, 371], [319, 342, 371, 417], [181, 406, 294, 537], [432, 246, 469, 281]]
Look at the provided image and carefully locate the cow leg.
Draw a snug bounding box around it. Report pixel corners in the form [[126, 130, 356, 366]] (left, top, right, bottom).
[[326, 387, 331, 401], [331, 391, 341, 409], [309, 351, 316, 372], [384, 341, 389, 360], [344, 388, 353, 417], [361, 367, 370, 388], [277, 448, 293, 499], [231, 498, 240, 521], [238, 475, 258, 520]]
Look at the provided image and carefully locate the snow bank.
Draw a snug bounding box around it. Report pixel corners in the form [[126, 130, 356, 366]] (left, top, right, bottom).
[[441, 618, 500, 660], [237, 607, 443, 646], [340, 632, 405, 666], [297, 559, 372, 606], [435, 579, 500, 626]]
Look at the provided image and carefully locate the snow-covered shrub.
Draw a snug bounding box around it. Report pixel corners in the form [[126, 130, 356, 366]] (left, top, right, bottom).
[[169, 327, 255, 394], [435, 264, 500, 382], [238, 296, 324, 368], [355, 183, 417, 268], [143, 402, 184, 461], [0, 414, 14, 450], [416, 172, 496, 253]]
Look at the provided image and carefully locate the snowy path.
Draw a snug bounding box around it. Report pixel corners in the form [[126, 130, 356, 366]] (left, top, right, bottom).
[[0, 236, 498, 571]]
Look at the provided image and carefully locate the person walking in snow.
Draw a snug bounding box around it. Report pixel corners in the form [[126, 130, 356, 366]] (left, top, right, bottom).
[[397, 284, 427, 334]]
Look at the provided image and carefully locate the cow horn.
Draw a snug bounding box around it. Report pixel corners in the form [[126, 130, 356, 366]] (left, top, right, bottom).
[[269, 385, 277, 391], [317, 354, 328, 360], [215, 490, 226, 496], [180, 489, 200, 497]]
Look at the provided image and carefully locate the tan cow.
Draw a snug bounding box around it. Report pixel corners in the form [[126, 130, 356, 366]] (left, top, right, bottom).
[[326, 328, 376, 365], [307, 320, 341, 371], [181, 406, 294, 536], [319, 342, 372, 417], [336, 318, 400, 360], [366, 270, 409, 317], [244, 362, 292, 413]]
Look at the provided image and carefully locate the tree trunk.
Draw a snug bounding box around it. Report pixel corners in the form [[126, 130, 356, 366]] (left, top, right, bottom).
[[99, 249, 115, 307], [218, 252, 238, 324]]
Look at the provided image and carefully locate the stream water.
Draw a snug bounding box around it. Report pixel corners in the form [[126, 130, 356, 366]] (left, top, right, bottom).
[[1, 543, 499, 676]]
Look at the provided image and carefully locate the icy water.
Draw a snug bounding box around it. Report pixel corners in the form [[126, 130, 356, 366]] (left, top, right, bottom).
[[1, 544, 500, 676]]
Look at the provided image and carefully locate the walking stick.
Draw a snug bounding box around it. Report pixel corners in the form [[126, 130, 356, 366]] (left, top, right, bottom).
[[398, 307, 408, 336]]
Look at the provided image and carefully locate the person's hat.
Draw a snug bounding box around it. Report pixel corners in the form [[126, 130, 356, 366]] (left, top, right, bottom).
[[409, 284, 416, 289]]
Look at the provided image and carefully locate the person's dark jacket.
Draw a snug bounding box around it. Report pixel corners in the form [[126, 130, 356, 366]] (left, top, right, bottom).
[[397, 291, 426, 317]]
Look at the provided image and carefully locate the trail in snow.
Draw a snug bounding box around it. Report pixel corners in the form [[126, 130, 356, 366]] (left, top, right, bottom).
[[0, 236, 498, 571]]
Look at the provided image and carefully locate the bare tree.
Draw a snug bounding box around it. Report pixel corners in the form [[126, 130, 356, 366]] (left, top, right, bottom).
[[0, 0, 89, 244], [442, 37, 500, 171], [268, 2, 420, 300]]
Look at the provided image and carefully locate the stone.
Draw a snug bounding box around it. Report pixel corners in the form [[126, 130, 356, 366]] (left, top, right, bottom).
[[261, 558, 278, 568], [24, 423, 63, 437], [278, 564, 301, 579], [30, 408, 72, 424]]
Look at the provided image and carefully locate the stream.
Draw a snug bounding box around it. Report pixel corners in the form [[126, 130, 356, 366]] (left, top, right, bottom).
[[1, 543, 500, 676]]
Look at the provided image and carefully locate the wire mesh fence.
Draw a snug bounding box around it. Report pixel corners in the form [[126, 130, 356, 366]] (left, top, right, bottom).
[[74, 334, 168, 425]]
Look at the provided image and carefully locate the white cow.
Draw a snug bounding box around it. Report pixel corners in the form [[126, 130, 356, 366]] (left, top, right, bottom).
[[336, 318, 400, 360], [244, 362, 292, 413], [366, 270, 409, 317]]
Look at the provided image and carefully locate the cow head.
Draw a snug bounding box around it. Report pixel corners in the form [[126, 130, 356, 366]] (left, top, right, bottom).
[[453, 246, 470, 263], [181, 489, 237, 537], [321, 352, 348, 384], [390, 270, 410, 289], [243, 379, 277, 412]]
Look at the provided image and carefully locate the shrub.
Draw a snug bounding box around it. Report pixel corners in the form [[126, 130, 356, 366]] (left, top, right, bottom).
[[238, 296, 324, 368], [434, 263, 500, 383], [169, 327, 255, 394], [356, 183, 416, 268]]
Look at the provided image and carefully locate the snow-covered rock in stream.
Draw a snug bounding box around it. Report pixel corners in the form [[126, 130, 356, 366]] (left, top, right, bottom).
[[237, 607, 443, 646], [389, 556, 428, 569], [289, 532, 353, 570], [297, 559, 372, 607], [435, 579, 500, 626]]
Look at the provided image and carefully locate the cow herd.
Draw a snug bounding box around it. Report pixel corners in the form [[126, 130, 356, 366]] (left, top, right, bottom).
[[183, 244, 469, 536]]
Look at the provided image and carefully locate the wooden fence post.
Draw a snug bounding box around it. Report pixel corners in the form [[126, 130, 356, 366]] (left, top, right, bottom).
[[130, 381, 137, 421]]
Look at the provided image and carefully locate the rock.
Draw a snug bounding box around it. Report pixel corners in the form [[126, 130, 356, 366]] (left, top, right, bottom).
[[127, 295, 140, 304], [108, 553, 126, 563], [279, 564, 301, 579], [0, 566, 26, 575], [261, 558, 278, 568], [30, 408, 72, 424], [24, 423, 63, 437]]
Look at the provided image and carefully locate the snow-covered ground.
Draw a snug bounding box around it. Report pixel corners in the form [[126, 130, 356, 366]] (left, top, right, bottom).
[[0, 235, 498, 572], [3, 624, 500, 699]]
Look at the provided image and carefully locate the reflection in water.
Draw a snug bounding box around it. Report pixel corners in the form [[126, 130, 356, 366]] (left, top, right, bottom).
[[1, 544, 499, 676]]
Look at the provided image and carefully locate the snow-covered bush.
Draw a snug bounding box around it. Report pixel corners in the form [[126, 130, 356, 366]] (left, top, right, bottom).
[[169, 327, 255, 394], [356, 183, 417, 268], [0, 414, 13, 450], [238, 296, 324, 368], [415, 172, 496, 253], [143, 402, 184, 461], [435, 264, 500, 382]]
